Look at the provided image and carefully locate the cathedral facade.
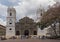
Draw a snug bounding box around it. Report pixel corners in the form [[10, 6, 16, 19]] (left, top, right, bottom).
[[6, 7, 38, 38], [15, 17, 37, 36]]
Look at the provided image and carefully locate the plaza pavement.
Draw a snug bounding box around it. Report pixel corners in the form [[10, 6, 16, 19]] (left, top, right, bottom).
[[0, 39, 60, 42]]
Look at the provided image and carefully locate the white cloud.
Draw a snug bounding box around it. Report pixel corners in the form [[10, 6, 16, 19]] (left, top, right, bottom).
[[0, 4, 7, 16], [0, 0, 20, 6], [54, 0, 60, 2], [8, 0, 18, 3], [0, 18, 6, 26], [15, 0, 55, 21], [0, 4, 7, 26]]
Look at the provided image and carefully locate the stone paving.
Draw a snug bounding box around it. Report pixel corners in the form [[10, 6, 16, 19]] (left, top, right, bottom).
[[0, 39, 60, 42]]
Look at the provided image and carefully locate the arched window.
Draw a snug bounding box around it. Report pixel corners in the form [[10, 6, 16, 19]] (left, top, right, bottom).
[[41, 13, 42, 16], [9, 23, 12, 24], [9, 28, 12, 30], [9, 19, 12, 24], [10, 13, 12, 16]]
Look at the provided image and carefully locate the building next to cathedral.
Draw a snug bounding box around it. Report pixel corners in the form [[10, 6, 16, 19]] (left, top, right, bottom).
[[0, 25, 6, 36], [15, 17, 37, 36]]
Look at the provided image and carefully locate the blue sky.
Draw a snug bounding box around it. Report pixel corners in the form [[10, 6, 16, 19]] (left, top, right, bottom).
[[0, 0, 56, 26], [0, 0, 21, 6]]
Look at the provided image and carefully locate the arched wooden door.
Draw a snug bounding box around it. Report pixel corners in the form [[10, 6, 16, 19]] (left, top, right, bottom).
[[24, 30, 29, 36], [16, 31, 20, 35]]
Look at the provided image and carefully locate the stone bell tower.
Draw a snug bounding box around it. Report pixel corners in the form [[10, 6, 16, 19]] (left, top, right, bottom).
[[6, 7, 16, 38]]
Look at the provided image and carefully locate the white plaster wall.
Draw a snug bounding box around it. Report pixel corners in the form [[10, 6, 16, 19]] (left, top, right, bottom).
[[6, 7, 16, 38], [6, 27, 15, 38], [6, 18, 16, 26]]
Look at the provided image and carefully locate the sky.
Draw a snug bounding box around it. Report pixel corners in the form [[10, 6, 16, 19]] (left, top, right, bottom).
[[0, 0, 56, 26], [0, 0, 58, 35]]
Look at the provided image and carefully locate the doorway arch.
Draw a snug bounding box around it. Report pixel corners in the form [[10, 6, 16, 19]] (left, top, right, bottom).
[[24, 30, 29, 36], [16, 31, 20, 35], [34, 31, 37, 35]]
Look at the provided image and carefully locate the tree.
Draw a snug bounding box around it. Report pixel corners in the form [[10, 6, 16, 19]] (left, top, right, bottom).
[[40, 2, 60, 37], [41, 2, 60, 29], [36, 5, 46, 30]]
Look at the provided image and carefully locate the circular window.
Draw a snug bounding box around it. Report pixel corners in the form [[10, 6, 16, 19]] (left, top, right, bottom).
[[9, 23, 12, 24], [9, 28, 12, 30]]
